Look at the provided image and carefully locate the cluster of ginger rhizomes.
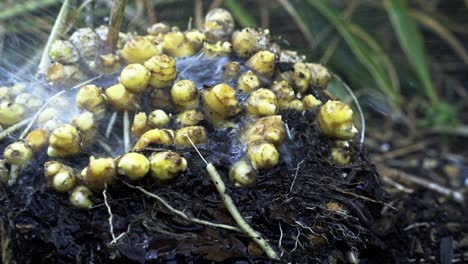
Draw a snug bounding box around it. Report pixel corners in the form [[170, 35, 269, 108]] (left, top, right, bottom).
[[1, 8, 358, 208]]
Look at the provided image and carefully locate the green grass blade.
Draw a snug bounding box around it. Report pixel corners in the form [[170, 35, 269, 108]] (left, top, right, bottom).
[[223, 0, 257, 28], [306, 0, 401, 105], [349, 24, 400, 93], [384, 0, 439, 105]]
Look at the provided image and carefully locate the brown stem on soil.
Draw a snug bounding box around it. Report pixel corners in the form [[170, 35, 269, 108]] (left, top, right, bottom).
[[105, 0, 127, 54]]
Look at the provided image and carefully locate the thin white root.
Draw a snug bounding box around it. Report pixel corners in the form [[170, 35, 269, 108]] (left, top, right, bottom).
[[105, 112, 118, 138], [122, 181, 241, 232], [103, 184, 126, 244], [103, 185, 117, 242], [288, 159, 304, 194], [7, 165, 20, 186], [0, 118, 32, 141], [185, 134, 279, 260], [123, 110, 130, 152]]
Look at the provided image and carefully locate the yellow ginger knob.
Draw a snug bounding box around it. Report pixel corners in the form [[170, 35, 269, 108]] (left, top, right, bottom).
[[203, 83, 240, 119], [83, 156, 116, 190], [174, 126, 208, 146], [229, 160, 257, 187], [133, 129, 174, 149], [120, 63, 151, 93], [270, 81, 295, 109], [246, 88, 278, 117], [238, 70, 260, 93], [144, 54, 178, 89], [244, 115, 285, 146], [105, 83, 138, 110], [317, 100, 358, 140], [0, 101, 26, 127], [48, 124, 81, 157], [171, 80, 199, 111], [246, 50, 275, 77], [121, 36, 162, 63], [148, 109, 170, 128], [176, 110, 205, 127], [149, 151, 187, 181], [117, 152, 150, 181], [247, 140, 279, 170], [4, 141, 33, 165], [76, 84, 106, 119], [131, 112, 148, 136], [69, 186, 93, 209]]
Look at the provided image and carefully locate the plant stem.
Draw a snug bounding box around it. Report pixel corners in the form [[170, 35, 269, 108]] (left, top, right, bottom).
[[205, 164, 279, 260], [105, 0, 127, 53], [185, 135, 279, 260], [123, 110, 130, 152], [37, 0, 72, 76], [105, 112, 118, 138]]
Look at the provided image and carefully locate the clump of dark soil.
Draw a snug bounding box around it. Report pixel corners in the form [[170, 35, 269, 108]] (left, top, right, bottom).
[[0, 107, 387, 263]]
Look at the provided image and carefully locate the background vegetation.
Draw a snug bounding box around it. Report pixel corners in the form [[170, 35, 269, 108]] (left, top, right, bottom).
[[0, 0, 467, 136]]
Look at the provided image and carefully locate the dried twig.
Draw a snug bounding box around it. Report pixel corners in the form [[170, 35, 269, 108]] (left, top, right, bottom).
[[186, 134, 280, 260], [372, 141, 427, 163], [122, 181, 241, 232], [377, 164, 465, 204]]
